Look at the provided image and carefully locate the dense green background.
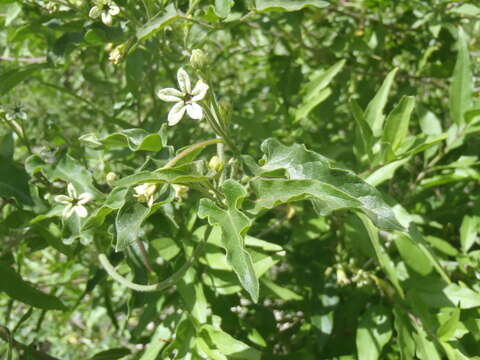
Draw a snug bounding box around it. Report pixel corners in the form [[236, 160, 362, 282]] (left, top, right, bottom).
[[1, 0, 480, 359]]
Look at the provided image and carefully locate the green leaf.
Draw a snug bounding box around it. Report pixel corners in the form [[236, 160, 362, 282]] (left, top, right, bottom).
[[4, 2, 21, 25], [413, 324, 441, 360], [460, 215, 478, 253], [451, 4, 480, 17], [356, 305, 392, 360], [294, 60, 345, 122], [215, 0, 234, 17], [80, 128, 165, 152], [0, 64, 47, 95], [198, 180, 259, 302], [394, 233, 434, 276], [382, 96, 416, 152], [199, 323, 262, 360], [89, 348, 131, 360], [254, 0, 329, 12], [357, 214, 404, 297], [437, 308, 461, 341], [0, 262, 66, 310], [136, 4, 180, 42], [25, 154, 102, 198], [261, 278, 303, 301], [449, 27, 473, 125], [0, 155, 32, 205], [82, 187, 129, 231], [365, 67, 398, 137], [0, 132, 14, 159], [393, 309, 416, 360], [115, 200, 150, 252], [350, 99, 373, 160], [178, 267, 209, 323], [365, 157, 411, 186], [246, 139, 403, 231], [114, 162, 209, 187], [138, 314, 177, 360]]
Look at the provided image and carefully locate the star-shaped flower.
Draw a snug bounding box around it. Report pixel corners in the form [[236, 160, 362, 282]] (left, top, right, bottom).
[[54, 183, 93, 219], [134, 183, 157, 207], [156, 68, 209, 126], [89, 0, 120, 26]]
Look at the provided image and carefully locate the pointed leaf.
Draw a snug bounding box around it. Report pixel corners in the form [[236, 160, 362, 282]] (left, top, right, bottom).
[[246, 139, 402, 231], [449, 27, 473, 125], [356, 305, 393, 360], [383, 96, 416, 152], [80, 128, 166, 152], [198, 180, 259, 302], [254, 0, 329, 12], [0, 262, 66, 310], [365, 68, 398, 137]]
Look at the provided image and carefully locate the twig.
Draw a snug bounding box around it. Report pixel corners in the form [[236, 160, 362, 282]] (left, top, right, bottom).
[[0, 56, 47, 63], [0, 326, 60, 360]]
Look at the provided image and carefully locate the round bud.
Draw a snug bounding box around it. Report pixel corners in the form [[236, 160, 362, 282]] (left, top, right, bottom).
[[190, 49, 208, 70], [209, 155, 224, 173], [106, 172, 118, 186]]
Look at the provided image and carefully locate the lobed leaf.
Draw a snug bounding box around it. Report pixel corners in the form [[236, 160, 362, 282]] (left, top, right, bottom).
[[198, 180, 259, 302]]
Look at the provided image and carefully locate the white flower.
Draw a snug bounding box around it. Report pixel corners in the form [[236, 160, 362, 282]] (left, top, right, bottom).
[[172, 184, 188, 200], [54, 183, 93, 219], [89, 0, 120, 26], [156, 68, 209, 126], [134, 183, 157, 207], [108, 47, 122, 64], [5, 104, 27, 122]]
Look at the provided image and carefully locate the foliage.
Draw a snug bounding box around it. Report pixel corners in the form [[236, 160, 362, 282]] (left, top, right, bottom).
[[1, 0, 480, 359]]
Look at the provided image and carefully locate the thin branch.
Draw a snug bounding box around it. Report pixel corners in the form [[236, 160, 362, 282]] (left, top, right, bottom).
[[0, 56, 47, 64], [0, 326, 60, 360]]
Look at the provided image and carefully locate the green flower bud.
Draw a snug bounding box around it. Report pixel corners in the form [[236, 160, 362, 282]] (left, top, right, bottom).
[[190, 49, 208, 70], [208, 155, 224, 173]]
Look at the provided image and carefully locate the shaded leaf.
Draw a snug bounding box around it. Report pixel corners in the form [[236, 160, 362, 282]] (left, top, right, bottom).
[[0, 262, 66, 310], [89, 348, 131, 360], [137, 4, 180, 42], [356, 305, 392, 360], [0, 155, 32, 205], [382, 96, 415, 152]]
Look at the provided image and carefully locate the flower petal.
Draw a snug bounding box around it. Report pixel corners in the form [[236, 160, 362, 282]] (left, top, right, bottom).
[[109, 4, 120, 15], [54, 195, 72, 205], [156, 88, 183, 102], [67, 183, 77, 199], [191, 81, 209, 101], [177, 68, 191, 94], [168, 102, 186, 126], [78, 192, 93, 205], [186, 103, 203, 120], [74, 205, 88, 218], [89, 6, 101, 18], [63, 204, 74, 219], [102, 12, 113, 26]]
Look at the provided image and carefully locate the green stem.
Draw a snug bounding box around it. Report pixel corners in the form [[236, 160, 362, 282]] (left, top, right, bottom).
[[98, 241, 205, 292], [163, 138, 223, 168]]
